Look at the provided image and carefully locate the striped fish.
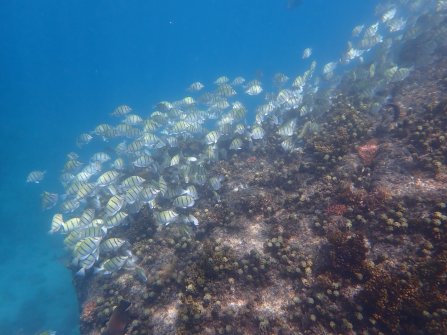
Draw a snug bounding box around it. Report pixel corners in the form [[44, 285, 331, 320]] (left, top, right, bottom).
[[232, 76, 245, 85], [104, 212, 128, 228], [205, 130, 220, 144], [60, 217, 82, 234], [155, 210, 179, 225], [75, 170, 93, 183], [127, 139, 144, 153], [173, 195, 195, 208], [181, 214, 199, 226], [120, 176, 145, 190], [205, 145, 218, 161], [133, 155, 153, 168], [281, 138, 295, 152], [141, 133, 161, 147], [84, 161, 102, 175], [125, 186, 143, 204], [64, 159, 83, 172], [100, 238, 129, 253], [250, 126, 265, 140], [302, 47, 312, 59], [94, 123, 113, 138], [76, 226, 107, 240], [143, 119, 159, 132], [76, 253, 97, 276], [165, 186, 186, 199], [216, 83, 236, 97], [106, 195, 125, 217], [245, 84, 263, 95], [64, 226, 106, 249], [26, 170, 46, 183], [76, 133, 93, 148], [112, 158, 126, 171], [79, 208, 95, 226], [75, 183, 96, 201], [49, 213, 64, 234], [278, 119, 297, 137], [214, 75, 229, 84], [188, 81, 204, 92], [229, 138, 243, 150], [170, 154, 180, 166], [123, 114, 143, 126], [171, 121, 190, 134], [165, 136, 178, 147], [111, 104, 132, 117], [209, 176, 224, 191], [41, 191, 58, 210], [65, 181, 85, 196], [234, 123, 246, 135], [67, 152, 79, 160], [64, 231, 79, 249], [185, 185, 198, 199], [95, 255, 132, 275], [73, 237, 102, 261], [91, 152, 111, 163], [96, 170, 120, 187], [140, 186, 160, 203], [158, 176, 168, 195]]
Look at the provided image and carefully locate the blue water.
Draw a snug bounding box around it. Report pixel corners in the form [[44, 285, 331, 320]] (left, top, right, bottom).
[[0, 1, 376, 333]]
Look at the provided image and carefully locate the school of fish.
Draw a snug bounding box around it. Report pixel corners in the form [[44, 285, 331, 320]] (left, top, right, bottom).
[[26, 0, 447, 278]]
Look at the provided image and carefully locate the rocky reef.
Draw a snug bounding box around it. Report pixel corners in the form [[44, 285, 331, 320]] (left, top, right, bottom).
[[74, 31, 447, 335]]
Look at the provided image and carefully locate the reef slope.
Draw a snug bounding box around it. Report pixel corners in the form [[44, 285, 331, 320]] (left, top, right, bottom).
[[75, 48, 447, 335]]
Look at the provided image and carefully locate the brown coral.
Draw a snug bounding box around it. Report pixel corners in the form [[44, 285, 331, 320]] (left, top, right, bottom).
[[326, 203, 348, 216], [356, 270, 426, 334], [357, 139, 379, 165], [326, 231, 369, 280], [81, 299, 97, 323]]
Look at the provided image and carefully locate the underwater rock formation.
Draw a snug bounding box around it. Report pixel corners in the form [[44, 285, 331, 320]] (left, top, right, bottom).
[[75, 51, 447, 334], [38, 2, 447, 334]]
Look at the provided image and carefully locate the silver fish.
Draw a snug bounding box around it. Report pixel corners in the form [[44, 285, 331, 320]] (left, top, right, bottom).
[[100, 238, 129, 253], [27, 170, 46, 183], [302, 47, 312, 59], [155, 210, 179, 225], [111, 104, 132, 117], [95, 253, 135, 275], [106, 195, 125, 217], [188, 81, 205, 92], [49, 213, 64, 234], [41, 191, 58, 210], [104, 212, 128, 228], [250, 126, 265, 140], [73, 237, 102, 261], [173, 195, 195, 208], [76, 253, 97, 276], [245, 84, 263, 96]]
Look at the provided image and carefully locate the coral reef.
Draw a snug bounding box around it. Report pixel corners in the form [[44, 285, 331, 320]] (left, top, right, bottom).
[[74, 18, 447, 335]]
